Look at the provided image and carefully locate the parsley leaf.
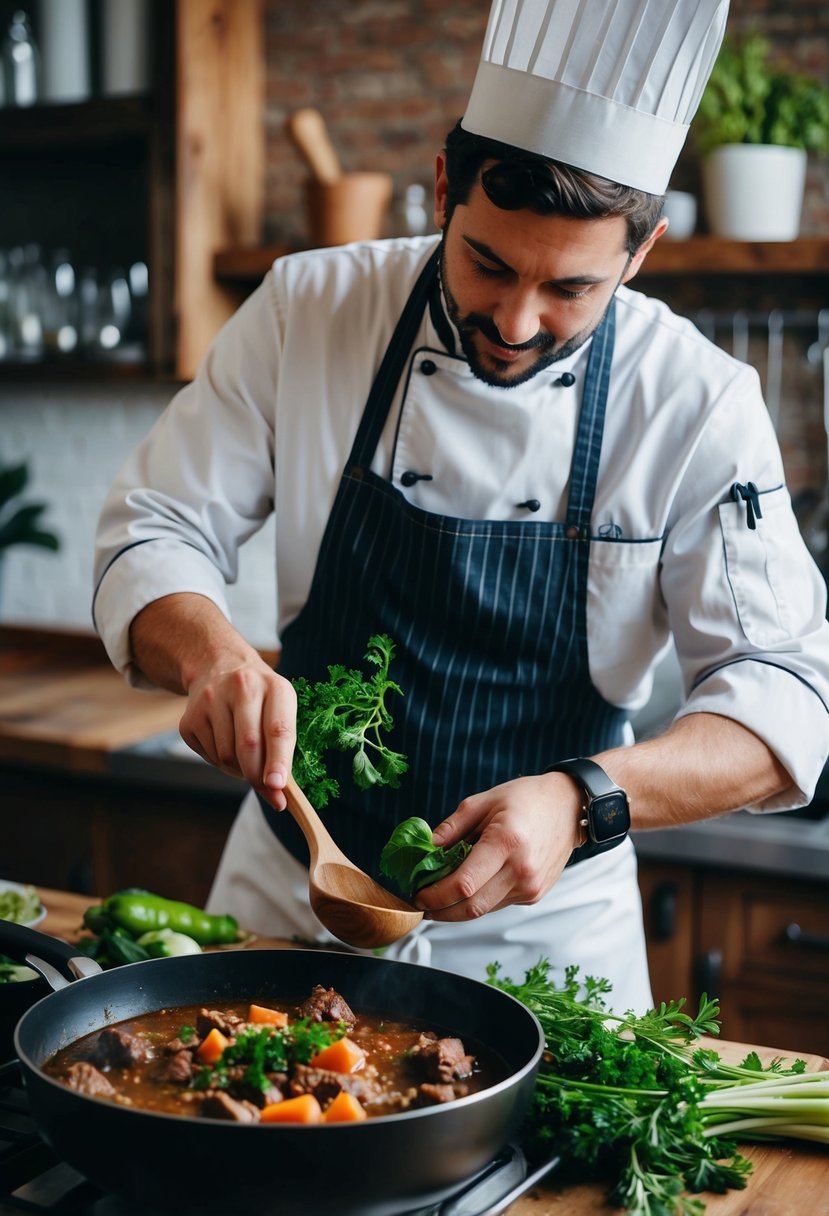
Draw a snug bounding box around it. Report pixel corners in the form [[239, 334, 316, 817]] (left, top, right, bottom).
[[292, 634, 408, 808]]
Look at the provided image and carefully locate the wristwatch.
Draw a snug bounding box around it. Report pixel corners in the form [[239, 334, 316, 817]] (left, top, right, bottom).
[[545, 757, 630, 865]]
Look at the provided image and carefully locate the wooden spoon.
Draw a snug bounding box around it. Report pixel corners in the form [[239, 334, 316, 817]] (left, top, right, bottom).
[[283, 775, 423, 949]]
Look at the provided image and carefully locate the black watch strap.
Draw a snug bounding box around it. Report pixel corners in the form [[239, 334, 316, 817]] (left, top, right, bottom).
[[545, 757, 630, 867]]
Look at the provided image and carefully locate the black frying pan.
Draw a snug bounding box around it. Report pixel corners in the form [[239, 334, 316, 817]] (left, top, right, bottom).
[[0, 920, 547, 1216]]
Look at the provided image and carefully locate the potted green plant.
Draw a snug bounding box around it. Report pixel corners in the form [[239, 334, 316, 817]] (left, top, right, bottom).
[[692, 34, 829, 240], [0, 461, 60, 606]]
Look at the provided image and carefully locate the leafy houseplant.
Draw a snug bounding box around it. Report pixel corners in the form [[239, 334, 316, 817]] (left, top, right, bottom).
[[692, 35, 829, 240], [0, 461, 60, 556]]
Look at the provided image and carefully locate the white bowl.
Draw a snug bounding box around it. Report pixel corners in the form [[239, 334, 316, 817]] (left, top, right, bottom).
[[0, 879, 46, 928]]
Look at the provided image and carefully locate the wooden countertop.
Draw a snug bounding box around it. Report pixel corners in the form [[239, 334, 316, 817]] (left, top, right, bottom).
[[0, 625, 184, 773], [36, 888, 829, 1216]]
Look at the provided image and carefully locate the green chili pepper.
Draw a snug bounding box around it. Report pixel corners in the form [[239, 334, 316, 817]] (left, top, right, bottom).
[[104, 892, 240, 946]]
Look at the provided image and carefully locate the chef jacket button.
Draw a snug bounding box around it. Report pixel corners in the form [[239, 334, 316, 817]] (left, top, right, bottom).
[[401, 470, 433, 487], [565, 524, 580, 539], [517, 499, 541, 512], [557, 372, 576, 387], [420, 359, 437, 375]]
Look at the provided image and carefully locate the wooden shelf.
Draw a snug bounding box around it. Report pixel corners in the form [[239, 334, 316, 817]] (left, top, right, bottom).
[[640, 236, 829, 276], [214, 236, 829, 290], [213, 244, 298, 285]]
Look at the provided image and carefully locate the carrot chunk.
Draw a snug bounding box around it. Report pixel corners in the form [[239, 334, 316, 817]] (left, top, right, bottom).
[[196, 1027, 230, 1065], [260, 1094, 322, 1124], [309, 1036, 366, 1074], [248, 1003, 289, 1027], [322, 1091, 367, 1122]]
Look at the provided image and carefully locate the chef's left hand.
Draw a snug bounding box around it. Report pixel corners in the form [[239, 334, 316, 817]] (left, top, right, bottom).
[[412, 773, 584, 921]]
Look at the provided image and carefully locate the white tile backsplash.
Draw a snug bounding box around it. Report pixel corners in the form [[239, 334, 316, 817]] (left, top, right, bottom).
[[0, 381, 278, 651]]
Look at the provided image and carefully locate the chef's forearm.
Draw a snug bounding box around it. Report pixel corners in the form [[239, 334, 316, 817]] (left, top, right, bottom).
[[129, 592, 263, 695], [596, 712, 792, 830]]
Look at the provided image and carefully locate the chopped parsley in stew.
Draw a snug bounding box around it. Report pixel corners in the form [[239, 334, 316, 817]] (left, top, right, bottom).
[[44, 985, 507, 1123]]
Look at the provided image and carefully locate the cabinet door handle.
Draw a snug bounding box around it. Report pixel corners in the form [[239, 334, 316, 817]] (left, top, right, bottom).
[[696, 948, 722, 1000], [784, 923, 829, 951], [650, 882, 677, 941]]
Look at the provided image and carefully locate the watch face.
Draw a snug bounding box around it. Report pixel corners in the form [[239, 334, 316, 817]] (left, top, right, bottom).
[[590, 792, 630, 843]]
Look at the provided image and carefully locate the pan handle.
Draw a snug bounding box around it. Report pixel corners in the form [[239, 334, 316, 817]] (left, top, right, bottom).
[[0, 919, 102, 989]]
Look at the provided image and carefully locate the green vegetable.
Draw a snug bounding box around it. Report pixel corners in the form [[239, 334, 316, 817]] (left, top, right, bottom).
[[292, 633, 409, 809], [380, 817, 471, 897], [136, 929, 202, 958], [103, 891, 240, 946], [0, 884, 43, 925], [489, 959, 829, 1216], [0, 955, 39, 984], [193, 1018, 345, 1094]]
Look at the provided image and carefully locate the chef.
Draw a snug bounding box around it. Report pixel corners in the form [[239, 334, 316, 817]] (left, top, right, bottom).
[[93, 0, 829, 1013]]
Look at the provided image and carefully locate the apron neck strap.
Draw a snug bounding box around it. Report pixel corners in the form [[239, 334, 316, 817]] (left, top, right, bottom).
[[347, 246, 441, 471], [565, 299, 616, 533]]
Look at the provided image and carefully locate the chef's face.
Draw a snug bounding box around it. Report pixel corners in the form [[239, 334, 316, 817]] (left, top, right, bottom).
[[435, 155, 664, 389]]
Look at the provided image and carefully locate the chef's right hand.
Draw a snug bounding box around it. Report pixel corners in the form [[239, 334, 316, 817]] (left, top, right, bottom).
[[179, 654, 297, 811]]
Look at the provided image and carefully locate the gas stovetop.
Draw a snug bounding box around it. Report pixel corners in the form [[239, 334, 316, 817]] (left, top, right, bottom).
[[0, 1062, 552, 1216]]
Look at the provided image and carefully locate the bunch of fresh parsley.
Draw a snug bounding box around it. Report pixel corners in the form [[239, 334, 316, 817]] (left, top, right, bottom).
[[292, 634, 409, 809], [487, 959, 826, 1216]]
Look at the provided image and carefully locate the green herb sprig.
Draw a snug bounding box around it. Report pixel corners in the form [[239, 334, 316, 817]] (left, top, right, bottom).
[[489, 959, 826, 1216], [192, 1018, 345, 1093], [292, 634, 408, 808]]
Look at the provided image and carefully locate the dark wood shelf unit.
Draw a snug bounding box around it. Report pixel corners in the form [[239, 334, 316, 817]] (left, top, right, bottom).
[[0, 96, 154, 151]]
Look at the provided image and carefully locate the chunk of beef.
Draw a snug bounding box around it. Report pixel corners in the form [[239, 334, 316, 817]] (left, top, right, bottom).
[[408, 1035, 475, 1083], [297, 985, 355, 1029], [221, 1064, 285, 1108], [156, 1050, 195, 1085], [164, 1035, 193, 1055], [416, 1082, 459, 1106], [87, 1026, 149, 1069], [196, 1008, 245, 1039], [289, 1064, 381, 1107], [201, 1091, 261, 1122], [62, 1061, 118, 1098]]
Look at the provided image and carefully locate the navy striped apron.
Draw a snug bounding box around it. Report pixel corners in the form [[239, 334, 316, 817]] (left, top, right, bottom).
[[261, 248, 628, 880]]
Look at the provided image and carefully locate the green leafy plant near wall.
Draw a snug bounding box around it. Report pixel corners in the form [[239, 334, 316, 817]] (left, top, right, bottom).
[[0, 461, 60, 554], [694, 34, 829, 154]]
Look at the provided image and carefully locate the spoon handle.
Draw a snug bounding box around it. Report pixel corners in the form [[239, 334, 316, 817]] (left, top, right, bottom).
[[283, 774, 342, 869]]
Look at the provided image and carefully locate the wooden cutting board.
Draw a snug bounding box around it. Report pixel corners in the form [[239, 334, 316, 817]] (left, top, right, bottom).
[[34, 888, 829, 1215]]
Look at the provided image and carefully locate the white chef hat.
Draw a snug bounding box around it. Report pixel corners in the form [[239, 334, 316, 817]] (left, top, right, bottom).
[[462, 0, 730, 194]]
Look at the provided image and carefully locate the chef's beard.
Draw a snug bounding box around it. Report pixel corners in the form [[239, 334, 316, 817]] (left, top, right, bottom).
[[438, 239, 599, 389]]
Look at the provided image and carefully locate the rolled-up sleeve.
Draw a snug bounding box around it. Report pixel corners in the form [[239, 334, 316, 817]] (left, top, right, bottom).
[[93, 276, 281, 688], [662, 364, 829, 809]]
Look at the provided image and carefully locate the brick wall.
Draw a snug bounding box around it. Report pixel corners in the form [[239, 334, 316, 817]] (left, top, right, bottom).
[[263, 0, 829, 245]]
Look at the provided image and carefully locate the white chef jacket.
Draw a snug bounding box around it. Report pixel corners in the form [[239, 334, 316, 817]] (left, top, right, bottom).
[[94, 235, 829, 812]]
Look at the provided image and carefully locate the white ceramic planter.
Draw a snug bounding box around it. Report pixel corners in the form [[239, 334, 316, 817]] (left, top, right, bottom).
[[702, 144, 807, 241]]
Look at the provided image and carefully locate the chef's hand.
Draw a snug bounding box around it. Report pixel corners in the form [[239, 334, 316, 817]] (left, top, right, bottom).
[[412, 773, 584, 921], [180, 654, 297, 810], [128, 593, 297, 810]]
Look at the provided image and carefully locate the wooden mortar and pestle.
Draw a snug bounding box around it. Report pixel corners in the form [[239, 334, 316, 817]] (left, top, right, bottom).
[[285, 108, 393, 246]]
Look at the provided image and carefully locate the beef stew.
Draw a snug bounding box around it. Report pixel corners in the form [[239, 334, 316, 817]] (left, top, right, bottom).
[[44, 983, 508, 1123]]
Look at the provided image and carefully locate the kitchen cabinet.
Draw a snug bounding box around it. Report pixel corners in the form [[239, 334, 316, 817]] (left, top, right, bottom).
[[1, 765, 240, 907], [639, 860, 829, 1057], [0, 0, 264, 382]]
